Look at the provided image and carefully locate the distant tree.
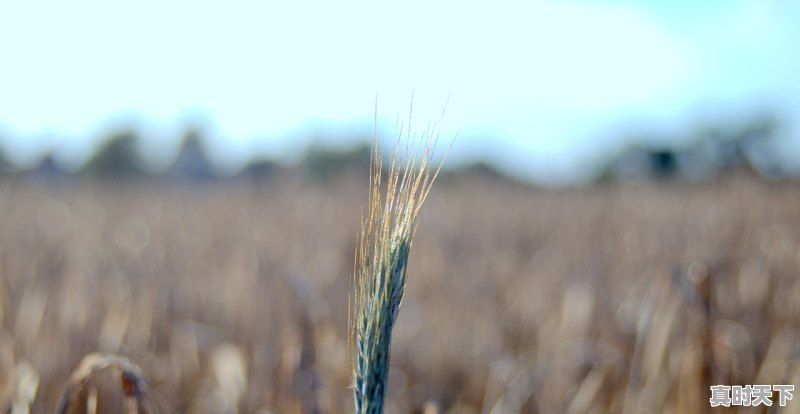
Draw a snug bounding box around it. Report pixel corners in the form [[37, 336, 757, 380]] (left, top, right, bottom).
[[602, 144, 655, 182], [301, 142, 371, 180], [82, 130, 144, 177], [687, 112, 784, 177], [34, 153, 65, 177], [244, 158, 281, 180], [738, 113, 784, 177], [169, 128, 216, 181], [0, 142, 12, 175], [648, 149, 677, 178], [442, 160, 511, 184]]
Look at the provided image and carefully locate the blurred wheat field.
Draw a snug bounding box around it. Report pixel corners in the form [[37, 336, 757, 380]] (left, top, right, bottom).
[[1, 171, 799, 413]]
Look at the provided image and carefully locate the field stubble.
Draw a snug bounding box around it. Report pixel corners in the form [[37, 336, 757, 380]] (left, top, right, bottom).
[[0, 171, 799, 413]]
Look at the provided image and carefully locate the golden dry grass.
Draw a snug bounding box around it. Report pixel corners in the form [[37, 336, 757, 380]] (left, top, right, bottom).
[[0, 170, 799, 413]]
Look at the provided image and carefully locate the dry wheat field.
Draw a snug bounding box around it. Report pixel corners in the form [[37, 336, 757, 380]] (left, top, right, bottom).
[[0, 170, 799, 413]]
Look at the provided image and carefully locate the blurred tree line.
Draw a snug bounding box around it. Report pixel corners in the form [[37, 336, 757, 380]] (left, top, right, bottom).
[[0, 127, 373, 183], [596, 112, 791, 183], [0, 111, 795, 184]]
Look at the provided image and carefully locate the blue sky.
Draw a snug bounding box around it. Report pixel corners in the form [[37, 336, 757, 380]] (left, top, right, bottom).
[[1, 0, 798, 183]]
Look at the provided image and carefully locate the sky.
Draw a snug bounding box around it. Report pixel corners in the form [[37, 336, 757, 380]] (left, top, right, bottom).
[[0, 0, 798, 184]]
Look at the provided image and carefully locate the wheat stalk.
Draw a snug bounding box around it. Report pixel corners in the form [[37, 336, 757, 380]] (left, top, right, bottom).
[[350, 108, 450, 414], [57, 353, 156, 414]]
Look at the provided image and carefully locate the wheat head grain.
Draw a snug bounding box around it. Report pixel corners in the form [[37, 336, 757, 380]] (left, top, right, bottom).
[[350, 111, 450, 414]]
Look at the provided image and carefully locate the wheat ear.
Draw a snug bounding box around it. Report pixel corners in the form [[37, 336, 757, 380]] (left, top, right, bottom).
[[350, 116, 449, 414]]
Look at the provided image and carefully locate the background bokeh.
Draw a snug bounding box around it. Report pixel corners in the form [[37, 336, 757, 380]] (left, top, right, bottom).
[[1, 0, 799, 184], [0, 1, 799, 413]]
